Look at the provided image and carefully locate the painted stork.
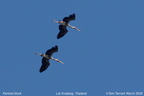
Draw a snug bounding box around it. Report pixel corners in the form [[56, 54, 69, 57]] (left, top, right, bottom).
[[52, 13, 80, 39], [35, 45, 64, 73]]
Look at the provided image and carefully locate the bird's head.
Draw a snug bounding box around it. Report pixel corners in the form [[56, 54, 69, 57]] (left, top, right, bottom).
[[55, 59, 64, 64]]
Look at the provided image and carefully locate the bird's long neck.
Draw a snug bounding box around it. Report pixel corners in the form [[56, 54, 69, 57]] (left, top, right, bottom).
[[51, 57, 64, 64], [67, 24, 80, 31], [52, 19, 80, 31]]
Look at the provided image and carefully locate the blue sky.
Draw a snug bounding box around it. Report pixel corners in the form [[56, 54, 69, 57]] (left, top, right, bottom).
[[0, 0, 144, 96]]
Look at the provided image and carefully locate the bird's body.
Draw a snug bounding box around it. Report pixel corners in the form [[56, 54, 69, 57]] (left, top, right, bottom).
[[52, 13, 80, 39], [58, 21, 66, 26], [41, 54, 49, 59], [35, 45, 64, 73]]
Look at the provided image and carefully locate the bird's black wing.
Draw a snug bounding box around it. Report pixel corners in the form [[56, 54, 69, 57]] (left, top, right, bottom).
[[57, 25, 68, 39], [45, 45, 58, 57], [63, 13, 75, 24], [39, 57, 50, 73]]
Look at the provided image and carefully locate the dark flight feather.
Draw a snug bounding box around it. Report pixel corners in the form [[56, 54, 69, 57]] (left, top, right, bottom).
[[63, 13, 75, 24], [45, 45, 58, 57], [39, 57, 50, 73], [57, 25, 68, 39]]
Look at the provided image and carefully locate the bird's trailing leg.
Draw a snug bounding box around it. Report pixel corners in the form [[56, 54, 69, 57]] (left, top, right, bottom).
[[68, 24, 80, 31], [35, 53, 45, 57], [35, 52, 42, 56], [52, 19, 59, 23], [51, 57, 64, 64], [52, 19, 64, 24]]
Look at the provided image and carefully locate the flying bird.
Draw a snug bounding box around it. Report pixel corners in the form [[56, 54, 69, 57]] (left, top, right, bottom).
[[35, 45, 64, 73], [52, 13, 80, 39]]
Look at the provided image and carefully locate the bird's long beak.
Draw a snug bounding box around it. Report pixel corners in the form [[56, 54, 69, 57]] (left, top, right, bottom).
[[75, 27, 80, 31], [51, 57, 64, 64], [68, 25, 80, 31], [55, 59, 64, 64]]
